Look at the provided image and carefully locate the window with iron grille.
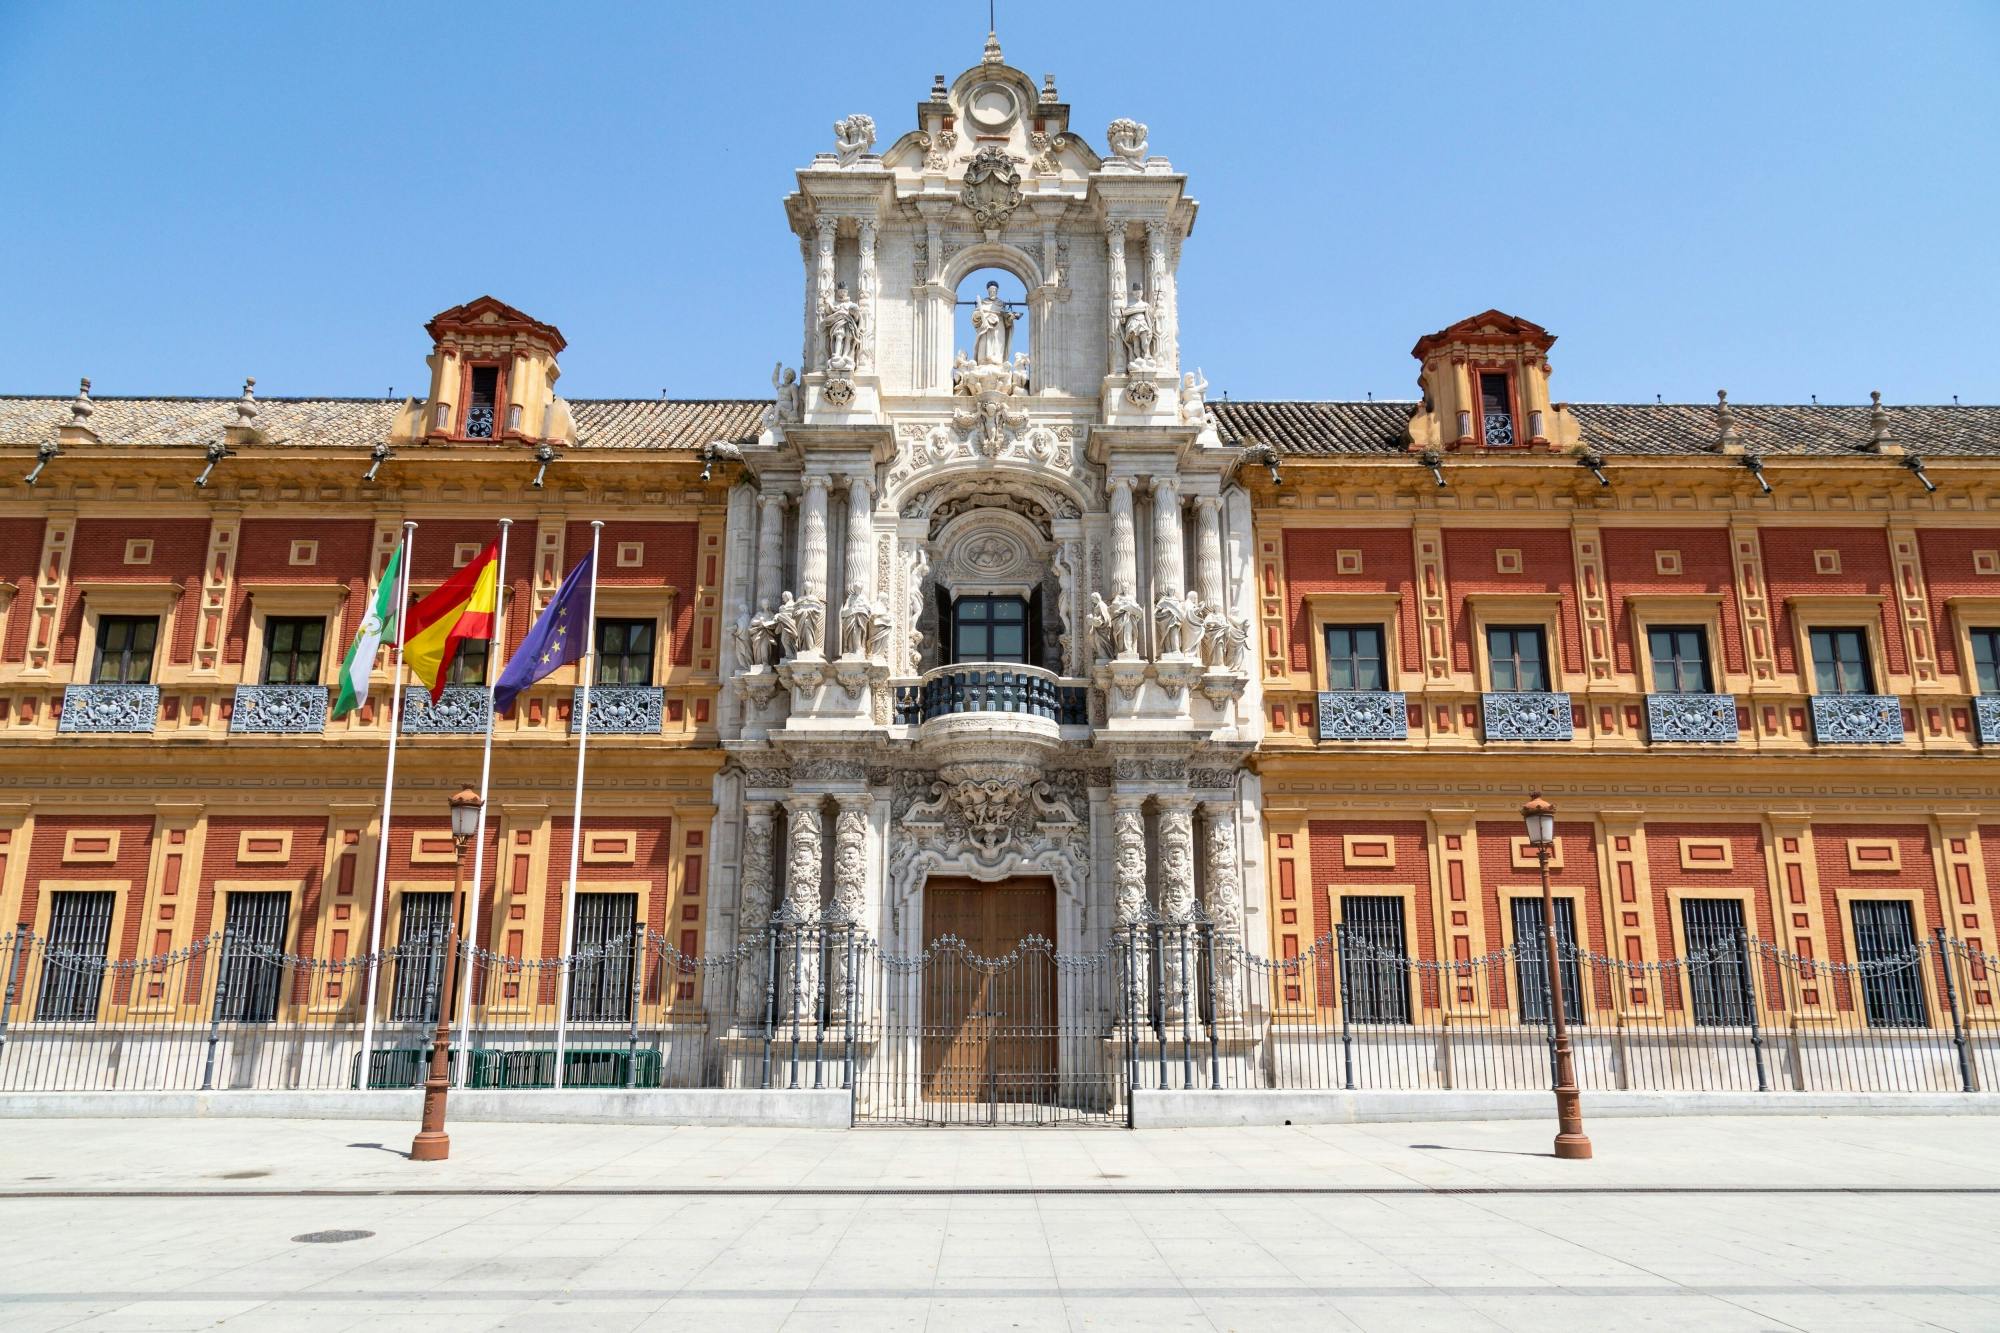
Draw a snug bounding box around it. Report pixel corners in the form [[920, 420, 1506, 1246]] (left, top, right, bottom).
[[1850, 899, 1929, 1029], [1478, 372, 1515, 446], [568, 892, 637, 1023], [595, 618, 655, 686], [1809, 627, 1874, 695], [34, 890, 115, 1022], [217, 891, 290, 1023], [389, 892, 453, 1024], [951, 596, 1030, 665], [1486, 625, 1550, 692], [1511, 896, 1584, 1025], [1970, 627, 2000, 695], [464, 365, 499, 439], [1648, 625, 1714, 694], [261, 617, 325, 686], [1322, 624, 1387, 691], [1337, 895, 1410, 1024], [1681, 898, 1752, 1026], [92, 616, 159, 685]]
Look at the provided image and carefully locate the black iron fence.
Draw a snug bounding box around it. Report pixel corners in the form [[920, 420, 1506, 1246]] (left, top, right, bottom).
[[2, 922, 1996, 1109]]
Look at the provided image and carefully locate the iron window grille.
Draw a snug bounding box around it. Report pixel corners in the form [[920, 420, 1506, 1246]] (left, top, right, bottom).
[[1322, 624, 1387, 692], [568, 891, 637, 1023], [595, 618, 655, 687], [1478, 371, 1515, 446], [1338, 895, 1411, 1024], [1850, 899, 1929, 1029], [261, 617, 325, 686], [1511, 896, 1584, 1026], [34, 890, 116, 1022], [1681, 898, 1752, 1026], [1486, 625, 1551, 693], [389, 892, 453, 1024], [92, 615, 158, 685], [217, 891, 290, 1023], [464, 365, 499, 439]]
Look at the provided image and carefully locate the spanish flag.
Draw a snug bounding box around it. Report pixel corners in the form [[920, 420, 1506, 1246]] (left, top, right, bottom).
[[403, 540, 499, 701]]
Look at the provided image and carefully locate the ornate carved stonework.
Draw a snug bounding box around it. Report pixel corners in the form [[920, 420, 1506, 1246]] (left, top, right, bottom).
[[889, 766, 1090, 913], [960, 146, 1024, 229]]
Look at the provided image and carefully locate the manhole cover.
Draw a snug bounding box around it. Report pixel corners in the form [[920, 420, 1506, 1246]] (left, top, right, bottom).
[[292, 1230, 374, 1245]]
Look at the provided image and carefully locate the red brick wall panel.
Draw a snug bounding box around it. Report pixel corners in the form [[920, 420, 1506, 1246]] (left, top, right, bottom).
[[0, 517, 47, 663], [405, 520, 538, 658], [190, 817, 329, 951], [1814, 823, 1943, 970], [1475, 818, 1607, 955], [1759, 528, 1904, 676], [20, 816, 155, 952], [564, 521, 700, 666], [1916, 529, 2000, 676], [1602, 528, 1746, 675], [1281, 530, 1420, 673], [224, 519, 374, 663], [1443, 530, 1585, 676], [57, 518, 210, 665]]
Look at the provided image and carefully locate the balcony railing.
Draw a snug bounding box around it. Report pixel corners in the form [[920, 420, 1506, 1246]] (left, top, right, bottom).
[[1315, 691, 1408, 741], [1810, 694, 1904, 745], [401, 686, 490, 735], [570, 685, 663, 736], [895, 664, 1088, 726], [230, 685, 329, 734], [57, 684, 159, 734], [1977, 697, 2000, 747], [1646, 692, 1739, 744], [1480, 691, 1573, 742]]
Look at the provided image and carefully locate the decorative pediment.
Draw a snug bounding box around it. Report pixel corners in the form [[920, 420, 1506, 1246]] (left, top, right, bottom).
[[1410, 309, 1555, 360]]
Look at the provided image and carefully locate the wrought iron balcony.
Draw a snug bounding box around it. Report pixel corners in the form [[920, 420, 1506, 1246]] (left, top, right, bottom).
[[1482, 411, 1516, 446], [1977, 697, 2000, 746], [1480, 691, 1573, 742], [230, 684, 329, 734], [570, 685, 663, 735], [894, 664, 1089, 726], [1809, 694, 1904, 745], [1645, 692, 1739, 744], [1315, 691, 1408, 741], [401, 686, 490, 735], [464, 405, 495, 439], [58, 684, 159, 734]]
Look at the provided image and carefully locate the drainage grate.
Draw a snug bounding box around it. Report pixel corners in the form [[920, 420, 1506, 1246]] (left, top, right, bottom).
[[291, 1229, 374, 1244]]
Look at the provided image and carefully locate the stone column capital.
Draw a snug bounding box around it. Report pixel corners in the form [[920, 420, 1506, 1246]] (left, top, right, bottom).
[[744, 799, 779, 819], [784, 793, 824, 816], [1110, 791, 1147, 813], [758, 491, 790, 512], [1154, 793, 1196, 813], [1107, 475, 1134, 495], [833, 791, 874, 813], [802, 474, 831, 495]]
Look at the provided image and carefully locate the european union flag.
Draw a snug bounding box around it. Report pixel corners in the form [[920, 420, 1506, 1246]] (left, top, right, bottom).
[[493, 550, 595, 713]]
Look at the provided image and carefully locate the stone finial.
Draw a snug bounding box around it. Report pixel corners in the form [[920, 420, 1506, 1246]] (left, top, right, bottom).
[[236, 376, 259, 423], [71, 377, 94, 423], [983, 29, 1003, 64], [1713, 388, 1742, 453], [1041, 73, 1059, 103], [930, 74, 948, 102], [1867, 389, 1892, 450]]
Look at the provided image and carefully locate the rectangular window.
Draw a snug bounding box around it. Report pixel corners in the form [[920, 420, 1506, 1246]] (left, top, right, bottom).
[[1337, 895, 1410, 1024], [92, 615, 159, 685], [1850, 899, 1928, 1029], [595, 618, 655, 686], [1487, 625, 1550, 692], [568, 892, 638, 1023], [389, 892, 453, 1024], [34, 890, 116, 1023], [1479, 372, 1516, 446], [465, 365, 499, 439], [261, 617, 325, 686], [1970, 627, 2000, 695], [951, 596, 1029, 665], [1322, 624, 1387, 691], [445, 638, 490, 687], [1511, 897, 1584, 1026], [1647, 625, 1714, 693], [217, 891, 290, 1024], [1809, 627, 1874, 695], [1681, 898, 1752, 1026]]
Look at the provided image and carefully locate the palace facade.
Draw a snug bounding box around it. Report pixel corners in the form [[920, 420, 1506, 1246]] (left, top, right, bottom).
[[3, 37, 1999, 1081]]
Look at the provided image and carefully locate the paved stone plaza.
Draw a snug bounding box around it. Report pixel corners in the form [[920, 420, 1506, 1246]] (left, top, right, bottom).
[[2, 1115, 1998, 1330]]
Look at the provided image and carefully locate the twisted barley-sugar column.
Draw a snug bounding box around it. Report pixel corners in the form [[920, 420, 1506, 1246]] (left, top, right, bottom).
[[842, 478, 874, 658], [1108, 476, 1138, 602]]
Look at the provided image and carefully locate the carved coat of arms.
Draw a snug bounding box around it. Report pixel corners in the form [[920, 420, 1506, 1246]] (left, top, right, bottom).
[[960, 147, 1023, 230]]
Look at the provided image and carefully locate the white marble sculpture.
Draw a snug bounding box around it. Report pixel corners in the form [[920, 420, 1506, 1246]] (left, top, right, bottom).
[[833, 114, 875, 167], [819, 284, 862, 373], [1117, 284, 1155, 370]]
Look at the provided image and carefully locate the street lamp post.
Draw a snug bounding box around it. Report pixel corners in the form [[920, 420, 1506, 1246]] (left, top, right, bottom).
[[411, 784, 482, 1163], [1522, 792, 1592, 1161]]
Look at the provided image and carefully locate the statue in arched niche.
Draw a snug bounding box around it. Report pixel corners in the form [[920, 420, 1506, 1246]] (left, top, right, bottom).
[[971, 281, 1016, 367]]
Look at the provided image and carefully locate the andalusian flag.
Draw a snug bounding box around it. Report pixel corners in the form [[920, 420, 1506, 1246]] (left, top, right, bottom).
[[403, 541, 499, 702], [334, 546, 402, 720]]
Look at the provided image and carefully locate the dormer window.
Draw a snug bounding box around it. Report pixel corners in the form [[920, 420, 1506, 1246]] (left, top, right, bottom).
[[1479, 372, 1515, 447], [465, 366, 500, 439]]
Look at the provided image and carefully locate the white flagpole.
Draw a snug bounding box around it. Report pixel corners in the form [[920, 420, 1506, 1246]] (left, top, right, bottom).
[[359, 519, 416, 1086], [454, 517, 511, 1086], [552, 519, 604, 1090]]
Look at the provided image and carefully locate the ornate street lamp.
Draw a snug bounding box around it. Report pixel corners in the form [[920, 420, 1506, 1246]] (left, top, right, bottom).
[[1521, 791, 1592, 1161], [411, 784, 482, 1163]]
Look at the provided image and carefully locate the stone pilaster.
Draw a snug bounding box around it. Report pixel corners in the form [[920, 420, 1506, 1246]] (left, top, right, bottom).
[[1202, 800, 1244, 1018], [811, 216, 837, 369], [781, 795, 825, 1020], [1112, 794, 1149, 1018], [1157, 796, 1197, 1018], [1105, 220, 1128, 370], [828, 793, 871, 1016], [732, 801, 777, 1021], [856, 219, 877, 373]]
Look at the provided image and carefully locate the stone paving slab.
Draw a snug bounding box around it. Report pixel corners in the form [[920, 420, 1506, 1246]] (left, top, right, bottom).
[[2, 1116, 1998, 1330]]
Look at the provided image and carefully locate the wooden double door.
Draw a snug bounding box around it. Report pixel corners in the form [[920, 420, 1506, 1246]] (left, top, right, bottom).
[[920, 877, 1059, 1113]]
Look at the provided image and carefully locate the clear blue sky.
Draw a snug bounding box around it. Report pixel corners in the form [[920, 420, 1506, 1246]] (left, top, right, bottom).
[[3, 1, 1995, 406]]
